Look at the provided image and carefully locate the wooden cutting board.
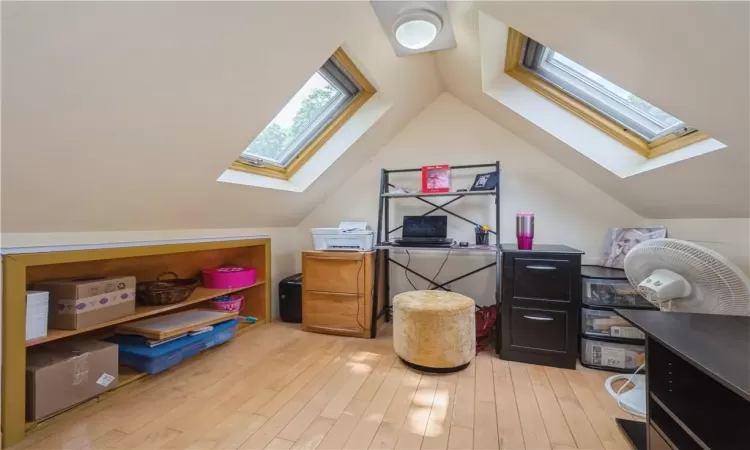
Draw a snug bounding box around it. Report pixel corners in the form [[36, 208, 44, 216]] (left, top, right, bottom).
[[115, 308, 238, 340]]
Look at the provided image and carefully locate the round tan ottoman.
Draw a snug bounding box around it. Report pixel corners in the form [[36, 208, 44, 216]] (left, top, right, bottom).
[[392, 290, 476, 373]]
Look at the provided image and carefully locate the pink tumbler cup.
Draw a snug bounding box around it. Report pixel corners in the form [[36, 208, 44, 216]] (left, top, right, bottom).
[[516, 213, 534, 250]]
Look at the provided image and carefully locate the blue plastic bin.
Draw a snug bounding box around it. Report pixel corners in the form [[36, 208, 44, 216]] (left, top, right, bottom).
[[108, 319, 237, 374]]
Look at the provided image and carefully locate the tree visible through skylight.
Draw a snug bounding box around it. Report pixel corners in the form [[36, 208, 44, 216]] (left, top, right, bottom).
[[231, 49, 374, 180], [243, 72, 341, 164]]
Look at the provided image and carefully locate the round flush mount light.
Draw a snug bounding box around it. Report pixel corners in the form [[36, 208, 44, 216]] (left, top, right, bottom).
[[393, 10, 442, 50]]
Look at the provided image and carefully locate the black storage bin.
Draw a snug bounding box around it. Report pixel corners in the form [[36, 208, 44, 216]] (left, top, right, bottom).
[[279, 273, 302, 323]]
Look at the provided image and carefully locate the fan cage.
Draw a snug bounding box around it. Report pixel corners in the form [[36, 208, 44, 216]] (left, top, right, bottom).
[[624, 239, 750, 315]]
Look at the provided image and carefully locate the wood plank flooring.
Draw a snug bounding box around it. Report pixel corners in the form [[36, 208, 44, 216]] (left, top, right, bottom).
[[13, 323, 641, 450]]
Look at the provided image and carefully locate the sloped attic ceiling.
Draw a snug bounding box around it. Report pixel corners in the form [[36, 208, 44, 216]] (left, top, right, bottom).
[[438, 1, 750, 219], [4, 1, 747, 236], [1, 1, 441, 232]]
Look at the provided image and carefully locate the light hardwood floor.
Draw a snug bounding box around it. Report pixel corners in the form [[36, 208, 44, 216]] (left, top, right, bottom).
[[13, 323, 641, 450]]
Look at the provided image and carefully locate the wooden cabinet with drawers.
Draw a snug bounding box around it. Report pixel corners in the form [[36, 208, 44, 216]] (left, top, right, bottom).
[[499, 244, 584, 369], [302, 250, 384, 338]]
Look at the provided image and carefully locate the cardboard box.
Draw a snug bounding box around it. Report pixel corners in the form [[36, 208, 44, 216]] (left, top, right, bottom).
[[26, 291, 49, 341], [33, 276, 136, 330], [26, 340, 119, 420]]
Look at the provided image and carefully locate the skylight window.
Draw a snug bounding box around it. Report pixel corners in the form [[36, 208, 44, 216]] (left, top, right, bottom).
[[233, 49, 375, 179], [504, 29, 708, 158]]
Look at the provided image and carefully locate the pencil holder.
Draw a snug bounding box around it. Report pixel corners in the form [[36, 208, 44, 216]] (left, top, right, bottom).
[[475, 233, 489, 245]]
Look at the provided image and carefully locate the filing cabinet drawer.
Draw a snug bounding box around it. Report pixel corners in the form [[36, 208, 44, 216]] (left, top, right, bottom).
[[303, 291, 365, 335], [303, 253, 365, 294], [509, 306, 570, 353], [513, 258, 571, 301]]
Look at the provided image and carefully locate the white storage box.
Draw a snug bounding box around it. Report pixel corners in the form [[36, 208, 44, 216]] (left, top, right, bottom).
[[581, 338, 645, 370], [581, 307, 645, 340], [311, 222, 373, 251], [26, 291, 49, 341]]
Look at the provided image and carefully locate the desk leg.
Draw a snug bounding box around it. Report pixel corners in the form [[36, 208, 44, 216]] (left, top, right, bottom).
[[384, 249, 390, 322], [495, 250, 502, 354], [371, 250, 381, 338], [616, 418, 647, 450]]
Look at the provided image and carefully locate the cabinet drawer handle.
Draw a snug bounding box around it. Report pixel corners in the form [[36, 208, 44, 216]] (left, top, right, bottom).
[[523, 315, 554, 321], [309, 290, 359, 297], [306, 255, 362, 261], [526, 265, 557, 271]]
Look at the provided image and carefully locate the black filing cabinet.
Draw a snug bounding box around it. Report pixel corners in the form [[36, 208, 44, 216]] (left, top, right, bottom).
[[498, 244, 584, 369]]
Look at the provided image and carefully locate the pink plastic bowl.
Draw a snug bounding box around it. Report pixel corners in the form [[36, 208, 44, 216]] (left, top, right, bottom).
[[209, 295, 243, 312], [202, 266, 257, 289]]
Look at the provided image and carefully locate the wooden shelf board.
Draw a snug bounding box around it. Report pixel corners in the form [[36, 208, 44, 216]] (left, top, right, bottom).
[[118, 366, 148, 387], [237, 319, 265, 335], [382, 190, 495, 198], [26, 366, 149, 431], [25, 282, 265, 347], [25, 396, 98, 431]]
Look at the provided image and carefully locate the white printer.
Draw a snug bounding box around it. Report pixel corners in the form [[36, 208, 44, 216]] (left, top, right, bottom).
[[311, 222, 374, 251]]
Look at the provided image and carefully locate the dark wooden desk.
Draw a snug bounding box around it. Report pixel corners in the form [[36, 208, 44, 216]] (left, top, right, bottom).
[[615, 309, 750, 450]]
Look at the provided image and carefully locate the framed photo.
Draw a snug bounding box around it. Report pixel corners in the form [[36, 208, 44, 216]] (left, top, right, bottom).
[[602, 227, 667, 269], [470, 171, 498, 191], [421, 165, 451, 193]]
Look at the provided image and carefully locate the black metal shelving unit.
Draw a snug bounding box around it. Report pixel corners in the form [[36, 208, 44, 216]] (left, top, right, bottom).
[[369, 162, 501, 338]]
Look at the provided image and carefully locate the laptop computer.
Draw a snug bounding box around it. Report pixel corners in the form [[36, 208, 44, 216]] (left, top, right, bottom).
[[393, 216, 453, 247]]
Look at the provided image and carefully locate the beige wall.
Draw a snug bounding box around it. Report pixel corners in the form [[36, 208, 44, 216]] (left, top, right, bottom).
[[299, 93, 645, 306], [2, 1, 441, 231], [646, 219, 750, 275]]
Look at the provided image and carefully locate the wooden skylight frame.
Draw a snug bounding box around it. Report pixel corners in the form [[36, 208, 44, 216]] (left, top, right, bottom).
[[231, 48, 376, 180], [504, 28, 708, 159]]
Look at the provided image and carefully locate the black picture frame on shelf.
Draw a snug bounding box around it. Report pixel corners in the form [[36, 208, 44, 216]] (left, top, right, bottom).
[[469, 171, 498, 191]]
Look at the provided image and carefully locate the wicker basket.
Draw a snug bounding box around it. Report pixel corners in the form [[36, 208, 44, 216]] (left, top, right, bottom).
[[136, 272, 199, 306]]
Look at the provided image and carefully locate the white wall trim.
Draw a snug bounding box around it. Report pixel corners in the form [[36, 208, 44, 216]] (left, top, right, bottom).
[[0, 234, 270, 255]]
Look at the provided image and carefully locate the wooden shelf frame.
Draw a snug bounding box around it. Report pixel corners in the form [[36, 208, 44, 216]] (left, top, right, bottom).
[[2, 237, 272, 448]]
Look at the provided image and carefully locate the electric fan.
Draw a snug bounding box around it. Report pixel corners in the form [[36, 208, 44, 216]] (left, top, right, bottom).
[[605, 238, 750, 417]]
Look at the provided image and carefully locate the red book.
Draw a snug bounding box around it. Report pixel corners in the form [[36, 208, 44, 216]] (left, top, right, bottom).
[[421, 165, 451, 193]]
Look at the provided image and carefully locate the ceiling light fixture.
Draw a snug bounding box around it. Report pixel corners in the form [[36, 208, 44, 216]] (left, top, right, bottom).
[[393, 10, 442, 50]]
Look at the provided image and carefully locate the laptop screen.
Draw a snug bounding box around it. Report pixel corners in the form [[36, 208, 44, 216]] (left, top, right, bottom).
[[402, 216, 448, 239]]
